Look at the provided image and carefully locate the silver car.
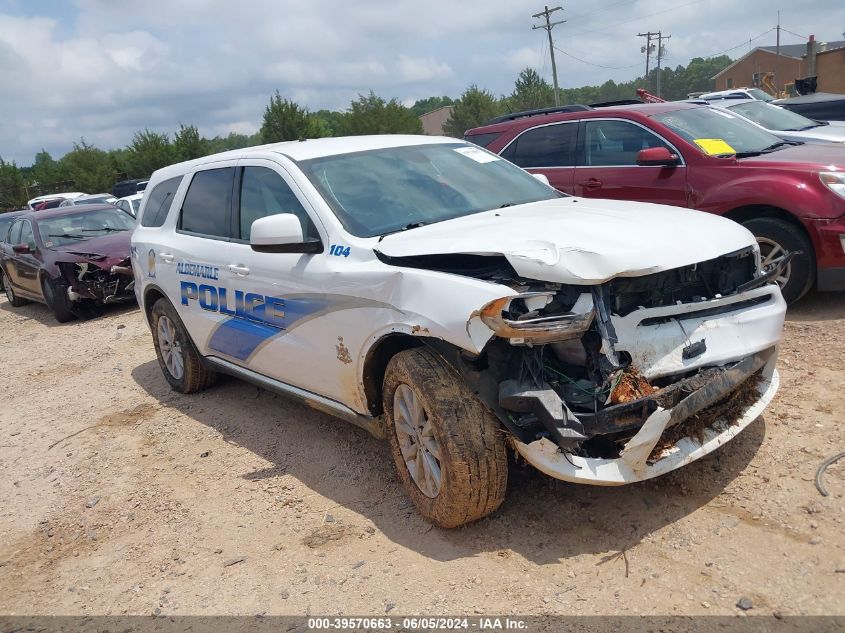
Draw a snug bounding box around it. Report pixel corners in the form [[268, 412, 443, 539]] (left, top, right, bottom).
[[709, 99, 845, 144]]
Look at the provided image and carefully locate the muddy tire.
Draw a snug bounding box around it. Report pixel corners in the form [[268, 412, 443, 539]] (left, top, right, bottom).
[[41, 275, 76, 323], [2, 269, 28, 307], [150, 297, 216, 393], [743, 217, 815, 304], [383, 347, 508, 528]]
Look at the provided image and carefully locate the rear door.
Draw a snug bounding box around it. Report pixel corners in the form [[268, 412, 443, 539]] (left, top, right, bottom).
[[3, 219, 24, 290], [500, 121, 577, 194], [574, 118, 688, 206]]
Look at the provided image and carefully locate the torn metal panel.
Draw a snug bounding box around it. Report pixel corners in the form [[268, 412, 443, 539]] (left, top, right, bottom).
[[376, 198, 758, 284]]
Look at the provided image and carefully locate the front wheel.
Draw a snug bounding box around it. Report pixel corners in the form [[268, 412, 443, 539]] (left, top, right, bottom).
[[41, 275, 76, 323], [743, 217, 815, 304], [150, 298, 216, 393], [383, 347, 508, 528]]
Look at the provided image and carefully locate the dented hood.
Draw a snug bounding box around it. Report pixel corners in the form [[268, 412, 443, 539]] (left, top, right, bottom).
[[51, 231, 131, 269], [375, 198, 756, 284]]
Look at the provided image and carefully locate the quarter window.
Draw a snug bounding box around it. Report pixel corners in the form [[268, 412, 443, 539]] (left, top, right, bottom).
[[179, 168, 235, 238], [238, 167, 317, 240], [19, 220, 35, 250], [583, 120, 670, 167], [501, 123, 577, 168], [9, 219, 23, 245], [141, 176, 183, 228]]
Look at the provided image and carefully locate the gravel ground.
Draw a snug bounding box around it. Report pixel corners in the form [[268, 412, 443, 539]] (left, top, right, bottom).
[[0, 291, 843, 617]]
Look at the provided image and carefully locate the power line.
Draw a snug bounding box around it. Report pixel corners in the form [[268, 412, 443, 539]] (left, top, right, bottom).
[[553, 45, 641, 70], [576, 0, 700, 36], [781, 27, 809, 40]]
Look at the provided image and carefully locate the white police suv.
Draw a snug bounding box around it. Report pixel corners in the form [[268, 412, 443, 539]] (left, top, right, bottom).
[[131, 135, 787, 527]]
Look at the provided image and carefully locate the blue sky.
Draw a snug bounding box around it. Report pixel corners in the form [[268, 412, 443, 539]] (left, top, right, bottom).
[[1, 0, 844, 164]]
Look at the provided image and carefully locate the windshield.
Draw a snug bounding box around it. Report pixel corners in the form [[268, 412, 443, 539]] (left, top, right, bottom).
[[747, 88, 774, 102], [37, 207, 136, 247], [299, 143, 560, 237], [652, 107, 784, 156], [726, 101, 818, 131]]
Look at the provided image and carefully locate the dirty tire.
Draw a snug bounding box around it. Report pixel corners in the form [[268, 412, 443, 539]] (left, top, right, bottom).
[[383, 347, 508, 528], [150, 297, 216, 393], [41, 275, 76, 323], [2, 269, 28, 307], [743, 217, 815, 304]]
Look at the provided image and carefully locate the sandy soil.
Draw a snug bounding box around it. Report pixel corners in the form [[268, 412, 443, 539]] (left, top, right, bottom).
[[0, 292, 843, 617]]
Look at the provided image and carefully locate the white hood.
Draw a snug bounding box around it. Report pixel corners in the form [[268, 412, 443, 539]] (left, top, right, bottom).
[[375, 198, 757, 284]]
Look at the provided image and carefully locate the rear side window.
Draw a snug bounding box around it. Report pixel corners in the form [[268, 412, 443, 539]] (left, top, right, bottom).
[[238, 167, 317, 240], [179, 168, 235, 238], [501, 123, 577, 167], [140, 176, 183, 228], [463, 132, 502, 148]]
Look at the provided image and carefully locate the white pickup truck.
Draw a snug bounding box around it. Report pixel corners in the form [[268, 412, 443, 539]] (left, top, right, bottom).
[[130, 135, 786, 527]]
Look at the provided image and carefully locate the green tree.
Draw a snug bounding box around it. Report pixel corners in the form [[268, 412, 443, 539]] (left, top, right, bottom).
[[443, 85, 502, 137], [505, 68, 554, 112], [409, 96, 454, 118], [126, 130, 173, 178], [260, 92, 327, 142], [28, 150, 69, 188], [59, 140, 116, 193], [0, 158, 27, 210], [173, 124, 208, 162], [312, 109, 348, 136], [344, 91, 422, 135]]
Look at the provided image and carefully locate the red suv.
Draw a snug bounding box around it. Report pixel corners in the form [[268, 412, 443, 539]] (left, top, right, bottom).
[[466, 102, 845, 303]]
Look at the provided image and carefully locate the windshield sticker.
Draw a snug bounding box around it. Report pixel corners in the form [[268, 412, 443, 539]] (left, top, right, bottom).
[[694, 138, 736, 155], [454, 146, 500, 163]]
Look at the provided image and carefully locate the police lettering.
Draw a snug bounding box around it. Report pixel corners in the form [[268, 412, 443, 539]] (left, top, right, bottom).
[[177, 262, 219, 280], [180, 281, 285, 327]]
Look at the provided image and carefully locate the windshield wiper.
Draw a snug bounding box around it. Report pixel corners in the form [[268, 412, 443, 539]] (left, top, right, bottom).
[[48, 233, 86, 240], [377, 221, 428, 240], [735, 141, 798, 158], [81, 227, 128, 232]]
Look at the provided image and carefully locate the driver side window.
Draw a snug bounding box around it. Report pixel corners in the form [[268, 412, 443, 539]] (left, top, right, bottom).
[[584, 120, 670, 167], [19, 221, 35, 250], [238, 167, 317, 240]]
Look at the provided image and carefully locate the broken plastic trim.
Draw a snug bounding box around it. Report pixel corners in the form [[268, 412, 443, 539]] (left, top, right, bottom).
[[479, 292, 595, 344]]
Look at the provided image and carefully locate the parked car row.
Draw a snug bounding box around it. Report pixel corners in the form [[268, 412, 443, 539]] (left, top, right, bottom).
[[465, 101, 845, 303]]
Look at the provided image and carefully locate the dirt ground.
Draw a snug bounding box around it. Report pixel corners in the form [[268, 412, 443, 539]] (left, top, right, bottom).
[[0, 291, 843, 618]]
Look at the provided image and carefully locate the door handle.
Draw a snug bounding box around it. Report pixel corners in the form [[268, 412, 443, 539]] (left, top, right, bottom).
[[578, 178, 603, 189], [159, 253, 175, 263], [227, 264, 250, 276]]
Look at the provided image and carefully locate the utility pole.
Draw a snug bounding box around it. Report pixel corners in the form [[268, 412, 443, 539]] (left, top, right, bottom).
[[655, 31, 671, 97], [533, 5, 565, 106], [638, 32, 658, 90], [774, 10, 781, 96]]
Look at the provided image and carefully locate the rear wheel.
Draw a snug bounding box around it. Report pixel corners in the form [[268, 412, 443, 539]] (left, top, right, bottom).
[[41, 275, 76, 323], [150, 298, 216, 393], [743, 217, 815, 304], [2, 269, 28, 307], [383, 347, 508, 528]]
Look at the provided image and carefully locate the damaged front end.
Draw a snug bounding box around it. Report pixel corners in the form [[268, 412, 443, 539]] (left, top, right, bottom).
[[57, 257, 135, 305], [450, 247, 786, 485]]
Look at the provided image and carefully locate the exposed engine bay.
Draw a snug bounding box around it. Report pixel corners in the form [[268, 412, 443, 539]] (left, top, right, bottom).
[[416, 246, 786, 483], [57, 257, 135, 305]]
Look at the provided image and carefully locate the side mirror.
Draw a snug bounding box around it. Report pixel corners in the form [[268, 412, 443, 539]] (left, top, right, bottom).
[[532, 173, 551, 186], [636, 147, 680, 167], [250, 213, 323, 254], [12, 243, 31, 254]]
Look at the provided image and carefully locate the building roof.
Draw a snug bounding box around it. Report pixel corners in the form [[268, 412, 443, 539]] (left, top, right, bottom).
[[713, 40, 845, 79]]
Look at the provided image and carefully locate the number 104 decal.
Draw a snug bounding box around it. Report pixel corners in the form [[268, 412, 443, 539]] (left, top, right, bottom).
[[329, 244, 351, 257]]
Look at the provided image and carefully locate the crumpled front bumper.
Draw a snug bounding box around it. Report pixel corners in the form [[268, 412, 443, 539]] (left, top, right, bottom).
[[512, 347, 779, 485]]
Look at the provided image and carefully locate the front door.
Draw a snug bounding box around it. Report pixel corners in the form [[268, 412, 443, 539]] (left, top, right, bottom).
[[574, 118, 688, 207], [14, 220, 41, 295]]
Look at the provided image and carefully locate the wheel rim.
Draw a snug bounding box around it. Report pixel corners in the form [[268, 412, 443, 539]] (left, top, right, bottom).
[[757, 236, 791, 289], [393, 384, 443, 498], [157, 315, 185, 380], [5, 276, 15, 302]]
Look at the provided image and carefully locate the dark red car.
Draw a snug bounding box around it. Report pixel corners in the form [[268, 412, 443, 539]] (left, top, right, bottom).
[[0, 204, 136, 322], [466, 102, 845, 303]]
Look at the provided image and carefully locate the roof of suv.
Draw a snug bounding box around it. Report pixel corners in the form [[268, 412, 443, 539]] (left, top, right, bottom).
[[467, 101, 700, 135], [151, 135, 460, 181]]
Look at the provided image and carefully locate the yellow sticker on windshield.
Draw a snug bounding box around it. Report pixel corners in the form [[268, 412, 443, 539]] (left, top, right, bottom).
[[694, 138, 736, 155]]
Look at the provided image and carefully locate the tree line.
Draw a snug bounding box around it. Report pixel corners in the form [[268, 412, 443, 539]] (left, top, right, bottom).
[[0, 55, 731, 210]]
